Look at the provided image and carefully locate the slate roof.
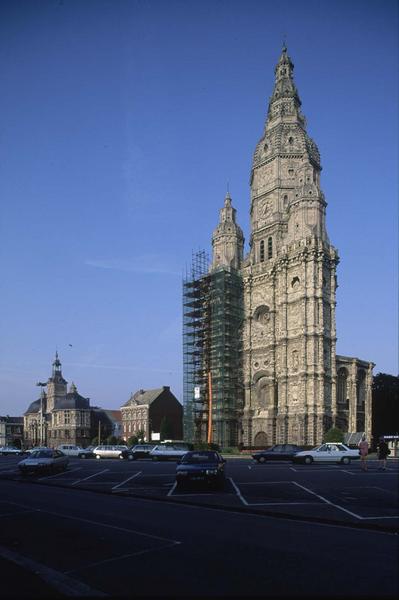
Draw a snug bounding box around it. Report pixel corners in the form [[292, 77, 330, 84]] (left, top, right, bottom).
[[54, 391, 90, 410], [24, 397, 46, 415], [121, 387, 169, 408], [102, 409, 122, 423]]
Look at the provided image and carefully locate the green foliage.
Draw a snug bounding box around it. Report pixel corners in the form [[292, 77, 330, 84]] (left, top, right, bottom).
[[193, 442, 221, 451], [160, 417, 173, 441], [220, 447, 239, 454], [136, 429, 145, 442], [128, 435, 139, 446], [324, 427, 344, 443]]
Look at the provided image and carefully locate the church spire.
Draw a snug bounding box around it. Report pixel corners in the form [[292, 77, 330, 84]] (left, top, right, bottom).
[[264, 45, 305, 131], [52, 351, 63, 379], [211, 192, 244, 271]]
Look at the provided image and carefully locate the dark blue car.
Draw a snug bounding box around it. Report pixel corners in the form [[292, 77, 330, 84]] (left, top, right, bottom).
[[175, 450, 226, 490]]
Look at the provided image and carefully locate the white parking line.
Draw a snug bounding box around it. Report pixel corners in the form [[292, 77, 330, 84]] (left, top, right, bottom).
[[0, 544, 107, 597], [246, 502, 321, 506], [112, 471, 142, 491], [229, 478, 248, 505], [167, 482, 177, 496], [71, 469, 109, 486], [292, 481, 363, 519], [5, 500, 182, 544], [65, 540, 181, 575], [38, 467, 82, 481], [0, 510, 38, 518], [237, 481, 292, 485]]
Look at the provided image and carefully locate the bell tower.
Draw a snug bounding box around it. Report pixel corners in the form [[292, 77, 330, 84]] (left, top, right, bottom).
[[241, 46, 339, 447], [46, 352, 67, 413]]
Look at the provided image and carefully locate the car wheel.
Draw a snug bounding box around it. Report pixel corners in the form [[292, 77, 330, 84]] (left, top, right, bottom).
[[95, 455, 101, 460], [341, 457, 351, 465], [127, 454, 134, 461], [259, 456, 266, 464], [304, 456, 313, 465], [152, 456, 158, 461], [80, 454, 86, 459], [119, 454, 124, 460]]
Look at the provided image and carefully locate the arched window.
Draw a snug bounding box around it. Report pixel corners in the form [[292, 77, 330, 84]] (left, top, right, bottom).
[[268, 237, 273, 259], [260, 240, 265, 262], [337, 368, 348, 406]]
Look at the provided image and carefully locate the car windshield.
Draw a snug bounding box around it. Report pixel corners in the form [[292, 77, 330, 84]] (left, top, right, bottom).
[[181, 452, 218, 464], [30, 450, 53, 458]]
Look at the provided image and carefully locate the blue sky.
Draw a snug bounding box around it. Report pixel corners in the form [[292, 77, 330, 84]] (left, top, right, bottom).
[[0, 0, 397, 416]]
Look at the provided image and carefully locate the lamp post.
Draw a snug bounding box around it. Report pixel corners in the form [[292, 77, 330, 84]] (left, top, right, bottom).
[[36, 382, 47, 446]]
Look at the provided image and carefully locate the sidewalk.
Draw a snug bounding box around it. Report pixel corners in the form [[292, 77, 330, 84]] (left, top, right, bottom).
[[0, 557, 65, 598]]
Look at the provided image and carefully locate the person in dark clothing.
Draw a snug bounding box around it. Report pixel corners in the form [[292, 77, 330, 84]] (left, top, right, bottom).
[[377, 437, 390, 471]]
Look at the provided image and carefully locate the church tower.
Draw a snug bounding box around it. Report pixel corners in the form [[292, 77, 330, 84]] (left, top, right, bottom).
[[46, 352, 68, 413], [211, 191, 244, 271], [241, 46, 339, 446]]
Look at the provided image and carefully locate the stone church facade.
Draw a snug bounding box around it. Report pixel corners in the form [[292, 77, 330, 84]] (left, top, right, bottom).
[[207, 46, 373, 447]]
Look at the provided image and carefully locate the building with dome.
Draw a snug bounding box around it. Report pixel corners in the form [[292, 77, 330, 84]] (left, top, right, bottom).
[[183, 46, 374, 448], [24, 353, 92, 448]]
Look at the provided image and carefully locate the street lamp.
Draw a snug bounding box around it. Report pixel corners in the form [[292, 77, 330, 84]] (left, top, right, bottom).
[[36, 382, 47, 446]]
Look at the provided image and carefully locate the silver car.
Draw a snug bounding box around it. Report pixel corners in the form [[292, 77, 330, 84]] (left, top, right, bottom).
[[93, 445, 128, 459], [150, 445, 190, 461], [18, 449, 69, 474]]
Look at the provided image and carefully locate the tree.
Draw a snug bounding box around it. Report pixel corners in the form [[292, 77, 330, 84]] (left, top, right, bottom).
[[324, 427, 344, 443], [128, 435, 139, 446], [372, 373, 399, 444], [136, 429, 145, 442], [160, 417, 173, 441]]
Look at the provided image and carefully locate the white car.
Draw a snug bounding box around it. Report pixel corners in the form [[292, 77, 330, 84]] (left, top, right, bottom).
[[150, 445, 190, 461], [0, 446, 23, 455], [293, 443, 360, 465], [57, 444, 85, 457]]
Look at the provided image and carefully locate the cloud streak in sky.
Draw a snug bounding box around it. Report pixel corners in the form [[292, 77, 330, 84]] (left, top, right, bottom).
[[85, 256, 181, 276]]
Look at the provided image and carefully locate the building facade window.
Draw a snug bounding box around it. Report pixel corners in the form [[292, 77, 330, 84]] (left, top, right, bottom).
[[260, 240, 265, 262], [268, 237, 273, 259]]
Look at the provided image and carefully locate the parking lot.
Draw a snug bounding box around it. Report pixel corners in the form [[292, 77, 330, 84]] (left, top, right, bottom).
[[1, 455, 398, 532]]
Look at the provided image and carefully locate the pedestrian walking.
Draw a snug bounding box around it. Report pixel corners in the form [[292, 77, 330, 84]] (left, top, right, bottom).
[[358, 435, 369, 471], [377, 437, 390, 471]]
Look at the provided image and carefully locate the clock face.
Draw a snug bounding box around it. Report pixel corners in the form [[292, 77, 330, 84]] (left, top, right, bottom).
[[259, 199, 272, 219]]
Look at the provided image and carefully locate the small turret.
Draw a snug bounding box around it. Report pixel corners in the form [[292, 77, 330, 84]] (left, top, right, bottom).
[[211, 192, 244, 271]]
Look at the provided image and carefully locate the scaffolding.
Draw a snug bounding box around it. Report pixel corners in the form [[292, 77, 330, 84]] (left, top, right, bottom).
[[183, 251, 244, 447]]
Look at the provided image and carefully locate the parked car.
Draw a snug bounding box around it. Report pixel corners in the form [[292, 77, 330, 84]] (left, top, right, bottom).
[[77, 447, 95, 459], [0, 446, 23, 455], [57, 444, 86, 457], [176, 450, 226, 489], [18, 449, 69, 475], [293, 443, 361, 465], [252, 444, 302, 463], [93, 445, 128, 459], [23, 446, 48, 455], [150, 445, 190, 461], [121, 444, 156, 461]]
